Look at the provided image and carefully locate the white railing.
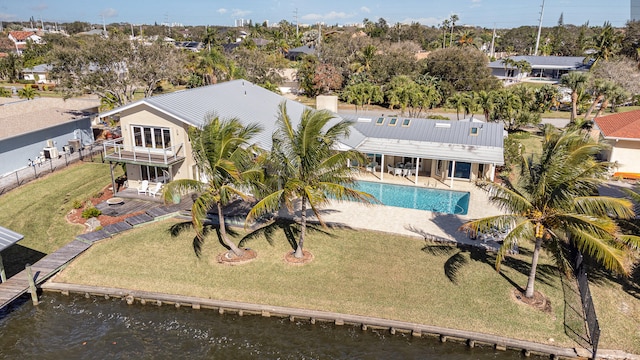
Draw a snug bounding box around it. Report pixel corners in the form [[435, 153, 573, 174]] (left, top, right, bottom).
[[103, 137, 184, 164]]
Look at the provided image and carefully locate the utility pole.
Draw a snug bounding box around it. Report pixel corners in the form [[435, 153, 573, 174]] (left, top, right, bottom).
[[490, 24, 496, 59], [534, 0, 545, 56], [294, 8, 299, 38]]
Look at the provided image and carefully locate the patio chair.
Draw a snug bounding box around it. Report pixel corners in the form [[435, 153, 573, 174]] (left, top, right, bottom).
[[387, 164, 394, 175], [394, 167, 403, 176], [148, 182, 163, 198], [366, 161, 377, 172], [137, 180, 149, 195]]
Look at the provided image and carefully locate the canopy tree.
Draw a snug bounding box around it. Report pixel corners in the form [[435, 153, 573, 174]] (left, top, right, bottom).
[[247, 103, 377, 259], [49, 35, 186, 107], [163, 116, 263, 259], [461, 131, 636, 298]]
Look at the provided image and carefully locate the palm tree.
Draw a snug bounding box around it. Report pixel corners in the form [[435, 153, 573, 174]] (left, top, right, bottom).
[[590, 22, 622, 67], [560, 72, 590, 123], [163, 116, 263, 259], [449, 14, 459, 47], [593, 83, 622, 118], [246, 103, 377, 259], [446, 92, 467, 120], [584, 79, 613, 120], [17, 85, 38, 100], [476, 90, 495, 122], [460, 131, 635, 298]]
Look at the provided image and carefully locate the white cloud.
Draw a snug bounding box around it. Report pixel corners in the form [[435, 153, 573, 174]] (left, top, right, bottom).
[[217, 8, 227, 14], [399, 16, 441, 26], [99, 8, 118, 18], [301, 11, 352, 21], [361, 6, 370, 13], [231, 9, 251, 18], [470, 0, 481, 8]]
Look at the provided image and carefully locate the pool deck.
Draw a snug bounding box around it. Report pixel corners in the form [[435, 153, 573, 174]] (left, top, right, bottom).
[[319, 173, 505, 250]]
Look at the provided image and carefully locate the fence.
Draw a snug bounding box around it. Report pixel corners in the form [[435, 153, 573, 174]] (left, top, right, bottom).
[[0, 143, 104, 196], [573, 249, 600, 360]]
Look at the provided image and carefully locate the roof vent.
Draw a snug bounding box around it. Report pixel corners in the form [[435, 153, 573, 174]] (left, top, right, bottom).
[[357, 118, 372, 122], [435, 123, 451, 128]]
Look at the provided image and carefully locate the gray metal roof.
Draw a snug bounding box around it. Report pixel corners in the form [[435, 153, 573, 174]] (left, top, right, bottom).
[[100, 80, 352, 151], [0, 226, 24, 252], [342, 116, 504, 165], [488, 56, 591, 70]]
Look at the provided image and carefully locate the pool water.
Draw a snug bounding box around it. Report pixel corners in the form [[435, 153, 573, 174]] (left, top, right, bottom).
[[354, 181, 470, 215]]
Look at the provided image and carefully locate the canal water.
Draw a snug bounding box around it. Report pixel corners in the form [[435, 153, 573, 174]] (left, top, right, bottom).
[[0, 293, 544, 359]]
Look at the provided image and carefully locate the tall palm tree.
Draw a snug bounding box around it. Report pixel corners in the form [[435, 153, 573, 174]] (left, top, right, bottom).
[[461, 131, 635, 298], [163, 116, 263, 259], [475, 90, 495, 122], [446, 92, 467, 120], [560, 72, 590, 123], [584, 79, 613, 120], [449, 14, 459, 47], [590, 22, 623, 67], [246, 103, 376, 259]]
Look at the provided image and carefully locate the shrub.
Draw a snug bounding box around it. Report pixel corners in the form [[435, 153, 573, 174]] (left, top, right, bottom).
[[72, 199, 83, 209], [92, 191, 104, 199], [429, 115, 450, 120], [81, 207, 102, 219]]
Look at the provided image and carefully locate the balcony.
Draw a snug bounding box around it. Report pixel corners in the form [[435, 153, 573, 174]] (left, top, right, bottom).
[[103, 137, 185, 167]]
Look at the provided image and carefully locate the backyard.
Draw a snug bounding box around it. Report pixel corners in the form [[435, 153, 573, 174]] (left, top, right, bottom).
[[0, 162, 637, 353]]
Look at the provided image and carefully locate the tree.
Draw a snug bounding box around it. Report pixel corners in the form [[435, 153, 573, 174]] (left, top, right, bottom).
[[312, 63, 343, 95], [584, 78, 614, 119], [0, 53, 23, 83], [18, 85, 38, 100], [49, 35, 186, 107], [163, 116, 263, 259], [341, 81, 383, 112], [424, 47, 501, 93], [446, 92, 467, 120], [246, 103, 376, 259], [449, 14, 459, 47], [560, 72, 590, 123], [475, 90, 495, 121], [590, 22, 622, 67], [461, 131, 635, 298]]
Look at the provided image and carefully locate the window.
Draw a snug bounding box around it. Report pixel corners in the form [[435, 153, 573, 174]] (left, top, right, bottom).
[[375, 117, 385, 125], [402, 119, 411, 127], [470, 127, 479, 135], [389, 118, 397, 126], [140, 165, 168, 182], [132, 126, 171, 149]]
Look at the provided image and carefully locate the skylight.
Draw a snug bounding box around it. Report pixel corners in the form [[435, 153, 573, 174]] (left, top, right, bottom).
[[375, 117, 384, 125], [402, 119, 411, 127], [435, 123, 451, 128], [389, 118, 397, 126]]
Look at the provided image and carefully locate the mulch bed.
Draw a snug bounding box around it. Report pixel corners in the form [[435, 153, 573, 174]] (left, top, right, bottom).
[[283, 250, 314, 265], [216, 248, 258, 265], [511, 288, 552, 314], [66, 185, 145, 232]]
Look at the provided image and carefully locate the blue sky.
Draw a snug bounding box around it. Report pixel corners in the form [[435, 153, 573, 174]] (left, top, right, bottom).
[[0, 0, 632, 29]]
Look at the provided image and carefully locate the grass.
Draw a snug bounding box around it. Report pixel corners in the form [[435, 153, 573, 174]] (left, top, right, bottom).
[[55, 218, 616, 351], [0, 162, 114, 255]]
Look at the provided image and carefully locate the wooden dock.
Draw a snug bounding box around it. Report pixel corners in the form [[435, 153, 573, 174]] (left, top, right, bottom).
[[0, 240, 90, 307]]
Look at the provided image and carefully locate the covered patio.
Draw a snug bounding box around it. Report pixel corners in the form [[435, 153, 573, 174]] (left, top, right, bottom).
[[344, 116, 505, 189]]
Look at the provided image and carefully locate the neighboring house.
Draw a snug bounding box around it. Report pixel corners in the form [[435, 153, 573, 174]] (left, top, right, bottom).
[[342, 115, 504, 186], [99, 80, 504, 193], [0, 98, 98, 176], [22, 64, 52, 83], [7, 31, 42, 54], [488, 56, 592, 83], [285, 45, 316, 60], [593, 110, 640, 177]]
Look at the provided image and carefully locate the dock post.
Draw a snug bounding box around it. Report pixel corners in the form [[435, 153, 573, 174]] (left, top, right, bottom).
[[26, 264, 38, 305]]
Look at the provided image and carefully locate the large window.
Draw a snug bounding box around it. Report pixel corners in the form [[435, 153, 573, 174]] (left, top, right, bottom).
[[132, 126, 171, 149], [141, 165, 169, 183]]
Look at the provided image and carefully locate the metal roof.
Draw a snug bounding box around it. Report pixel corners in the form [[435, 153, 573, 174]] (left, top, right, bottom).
[[488, 56, 591, 70], [343, 116, 504, 165], [0, 226, 24, 253], [100, 80, 353, 151]]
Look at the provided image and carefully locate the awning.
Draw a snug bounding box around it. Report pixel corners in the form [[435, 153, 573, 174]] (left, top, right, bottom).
[[0, 226, 24, 252]]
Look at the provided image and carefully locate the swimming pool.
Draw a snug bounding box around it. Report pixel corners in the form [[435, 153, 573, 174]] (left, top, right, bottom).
[[353, 181, 470, 215]]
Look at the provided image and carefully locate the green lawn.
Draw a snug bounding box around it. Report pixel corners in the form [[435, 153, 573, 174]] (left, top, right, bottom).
[[0, 162, 114, 276], [54, 216, 639, 354]]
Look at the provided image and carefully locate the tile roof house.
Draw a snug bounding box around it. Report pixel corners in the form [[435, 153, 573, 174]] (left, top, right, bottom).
[[593, 110, 640, 177], [98, 80, 504, 195], [8, 31, 42, 54]]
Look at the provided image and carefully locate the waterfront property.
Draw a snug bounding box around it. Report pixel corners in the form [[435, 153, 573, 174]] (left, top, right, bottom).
[[488, 55, 592, 83], [99, 80, 505, 196]]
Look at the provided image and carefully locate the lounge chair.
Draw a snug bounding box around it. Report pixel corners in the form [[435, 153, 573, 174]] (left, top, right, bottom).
[[148, 182, 163, 197], [137, 180, 149, 195]]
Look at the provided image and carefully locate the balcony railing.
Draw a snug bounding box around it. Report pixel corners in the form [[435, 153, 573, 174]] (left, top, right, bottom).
[[103, 137, 185, 165]]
